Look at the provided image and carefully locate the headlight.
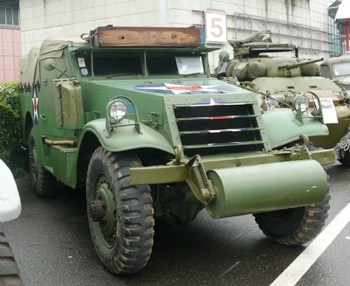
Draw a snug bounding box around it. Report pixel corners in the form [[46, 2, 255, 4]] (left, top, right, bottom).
[[293, 95, 309, 113], [108, 100, 128, 123], [105, 96, 140, 138], [299, 96, 309, 111]]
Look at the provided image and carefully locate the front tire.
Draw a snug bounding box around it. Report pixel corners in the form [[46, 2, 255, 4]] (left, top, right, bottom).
[[86, 147, 154, 275], [254, 191, 330, 246], [28, 128, 57, 197]]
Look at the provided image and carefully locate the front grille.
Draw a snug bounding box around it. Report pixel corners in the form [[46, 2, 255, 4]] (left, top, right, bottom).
[[174, 103, 265, 157]]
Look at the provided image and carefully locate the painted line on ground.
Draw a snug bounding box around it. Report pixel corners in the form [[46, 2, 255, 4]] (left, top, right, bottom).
[[270, 202, 350, 286]]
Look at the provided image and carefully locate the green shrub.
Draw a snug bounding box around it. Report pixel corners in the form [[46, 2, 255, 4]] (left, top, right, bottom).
[[0, 82, 28, 178]]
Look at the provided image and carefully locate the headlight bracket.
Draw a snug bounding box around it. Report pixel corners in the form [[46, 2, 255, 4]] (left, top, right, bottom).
[[293, 92, 323, 124], [105, 96, 141, 138]]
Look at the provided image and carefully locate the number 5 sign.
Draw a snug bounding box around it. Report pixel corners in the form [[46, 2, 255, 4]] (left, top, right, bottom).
[[205, 9, 227, 44]]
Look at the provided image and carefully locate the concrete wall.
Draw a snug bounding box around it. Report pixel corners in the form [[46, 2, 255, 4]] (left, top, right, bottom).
[[0, 28, 21, 82], [20, 0, 162, 53], [19, 0, 330, 69]]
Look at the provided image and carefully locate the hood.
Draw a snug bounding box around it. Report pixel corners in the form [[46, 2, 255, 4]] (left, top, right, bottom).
[[337, 76, 350, 87], [85, 77, 253, 97]]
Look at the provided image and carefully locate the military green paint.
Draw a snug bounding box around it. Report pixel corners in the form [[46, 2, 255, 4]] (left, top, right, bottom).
[[16, 29, 337, 276], [251, 77, 339, 93], [206, 160, 328, 218], [262, 109, 329, 149], [53, 78, 84, 128], [130, 146, 334, 185], [96, 182, 116, 241], [225, 38, 345, 153], [82, 119, 175, 154], [130, 152, 290, 185], [19, 31, 332, 215], [51, 145, 78, 187], [310, 148, 336, 166], [312, 117, 350, 149]]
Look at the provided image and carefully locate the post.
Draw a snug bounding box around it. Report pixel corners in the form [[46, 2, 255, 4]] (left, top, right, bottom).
[[346, 21, 349, 52]]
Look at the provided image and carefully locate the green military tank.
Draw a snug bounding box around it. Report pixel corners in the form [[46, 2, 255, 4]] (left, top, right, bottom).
[[19, 26, 333, 275], [217, 31, 350, 164]]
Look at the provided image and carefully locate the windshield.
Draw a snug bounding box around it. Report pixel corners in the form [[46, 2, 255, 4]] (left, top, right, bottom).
[[332, 61, 350, 77], [76, 52, 142, 77], [75, 51, 205, 77], [147, 55, 204, 75]]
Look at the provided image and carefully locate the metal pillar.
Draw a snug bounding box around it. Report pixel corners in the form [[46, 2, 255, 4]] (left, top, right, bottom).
[[346, 21, 349, 51]]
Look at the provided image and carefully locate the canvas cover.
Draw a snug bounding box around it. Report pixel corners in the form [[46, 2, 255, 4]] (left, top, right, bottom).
[[230, 30, 272, 48], [19, 37, 85, 85], [231, 31, 296, 56], [19, 46, 40, 84], [235, 42, 296, 52]]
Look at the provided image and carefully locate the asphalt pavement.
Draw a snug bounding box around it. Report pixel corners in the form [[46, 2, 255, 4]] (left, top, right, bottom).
[[1, 162, 350, 286]]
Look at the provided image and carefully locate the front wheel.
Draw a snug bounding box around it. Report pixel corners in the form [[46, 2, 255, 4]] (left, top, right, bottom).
[[253, 191, 330, 246], [86, 147, 154, 275]]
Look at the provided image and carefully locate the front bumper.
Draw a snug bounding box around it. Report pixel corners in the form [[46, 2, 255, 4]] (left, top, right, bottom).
[[130, 146, 334, 218]]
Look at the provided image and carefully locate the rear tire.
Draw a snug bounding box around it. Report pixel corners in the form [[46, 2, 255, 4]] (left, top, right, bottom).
[[28, 128, 57, 197], [86, 147, 154, 275], [254, 191, 330, 246]]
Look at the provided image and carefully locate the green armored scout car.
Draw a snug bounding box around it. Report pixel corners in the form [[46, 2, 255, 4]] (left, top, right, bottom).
[[217, 31, 350, 164], [19, 26, 334, 275]]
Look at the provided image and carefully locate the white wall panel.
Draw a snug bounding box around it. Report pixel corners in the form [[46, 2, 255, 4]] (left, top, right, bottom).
[[19, 0, 330, 66]]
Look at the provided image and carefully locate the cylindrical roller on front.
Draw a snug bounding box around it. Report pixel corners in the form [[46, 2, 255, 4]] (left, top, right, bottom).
[[205, 160, 328, 218]]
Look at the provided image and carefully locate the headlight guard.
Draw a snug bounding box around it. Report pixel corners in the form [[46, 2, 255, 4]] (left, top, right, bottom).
[[105, 96, 141, 137]]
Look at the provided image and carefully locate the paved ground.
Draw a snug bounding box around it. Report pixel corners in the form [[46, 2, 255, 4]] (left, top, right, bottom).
[[1, 162, 350, 286]]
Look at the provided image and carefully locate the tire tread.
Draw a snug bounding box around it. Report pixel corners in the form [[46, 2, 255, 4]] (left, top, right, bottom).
[[254, 191, 330, 246], [86, 148, 154, 275]]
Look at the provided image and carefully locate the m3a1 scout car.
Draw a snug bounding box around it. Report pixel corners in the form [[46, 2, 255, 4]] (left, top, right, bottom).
[[217, 31, 350, 164], [19, 26, 334, 275]]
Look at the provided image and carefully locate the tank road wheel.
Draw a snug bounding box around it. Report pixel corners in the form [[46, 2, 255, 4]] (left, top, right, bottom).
[[28, 128, 57, 197], [86, 147, 154, 275], [253, 191, 330, 246]]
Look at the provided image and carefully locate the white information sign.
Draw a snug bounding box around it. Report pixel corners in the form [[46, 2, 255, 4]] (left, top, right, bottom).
[[176, 57, 204, 75], [205, 9, 227, 44], [320, 98, 338, 124]]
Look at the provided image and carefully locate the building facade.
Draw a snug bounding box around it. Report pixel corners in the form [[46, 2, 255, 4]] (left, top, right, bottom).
[[327, 0, 350, 56], [19, 0, 331, 69], [0, 0, 20, 82], [20, 0, 329, 70]]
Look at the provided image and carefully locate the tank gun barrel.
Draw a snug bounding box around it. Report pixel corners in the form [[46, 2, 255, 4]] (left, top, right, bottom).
[[278, 57, 323, 70]]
